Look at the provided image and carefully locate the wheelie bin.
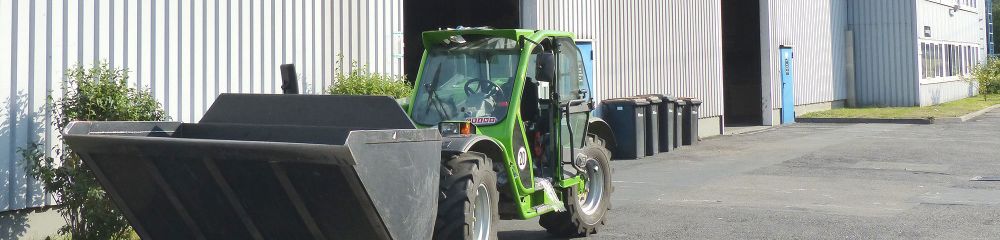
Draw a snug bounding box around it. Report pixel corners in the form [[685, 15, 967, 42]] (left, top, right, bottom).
[[681, 98, 703, 145], [673, 99, 687, 149], [635, 95, 660, 157], [637, 94, 677, 153], [602, 98, 650, 160]]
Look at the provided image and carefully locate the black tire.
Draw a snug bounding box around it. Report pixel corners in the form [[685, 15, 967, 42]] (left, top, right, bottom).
[[539, 142, 612, 237], [587, 134, 613, 160], [434, 152, 500, 240]]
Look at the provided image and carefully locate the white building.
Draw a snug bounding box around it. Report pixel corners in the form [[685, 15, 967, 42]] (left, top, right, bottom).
[[850, 0, 988, 107], [0, 0, 990, 237], [0, 0, 403, 237]]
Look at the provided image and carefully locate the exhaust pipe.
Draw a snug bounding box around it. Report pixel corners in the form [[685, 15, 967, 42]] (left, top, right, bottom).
[[280, 64, 299, 94]]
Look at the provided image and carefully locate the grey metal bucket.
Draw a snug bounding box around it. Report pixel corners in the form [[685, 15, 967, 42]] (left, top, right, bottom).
[[63, 94, 441, 240]]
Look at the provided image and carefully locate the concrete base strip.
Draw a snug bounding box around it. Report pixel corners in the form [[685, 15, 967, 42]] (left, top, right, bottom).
[[934, 104, 1000, 123], [795, 117, 933, 124]]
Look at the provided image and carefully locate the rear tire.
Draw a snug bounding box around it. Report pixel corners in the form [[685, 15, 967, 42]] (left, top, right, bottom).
[[434, 152, 499, 240], [539, 143, 612, 237]]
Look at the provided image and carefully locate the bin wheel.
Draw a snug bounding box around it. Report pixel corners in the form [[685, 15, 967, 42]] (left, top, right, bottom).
[[539, 144, 612, 237], [434, 152, 499, 240]]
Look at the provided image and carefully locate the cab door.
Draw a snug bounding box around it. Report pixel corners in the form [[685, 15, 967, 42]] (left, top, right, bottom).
[[554, 38, 592, 163]]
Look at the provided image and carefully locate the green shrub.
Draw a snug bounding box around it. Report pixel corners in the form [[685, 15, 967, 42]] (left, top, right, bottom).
[[327, 61, 412, 99], [969, 56, 1000, 99], [20, 61, 166, 240]]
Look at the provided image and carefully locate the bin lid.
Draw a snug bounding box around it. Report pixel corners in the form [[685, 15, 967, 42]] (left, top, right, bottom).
[[636, 94, 677, 102], [602, 97, 650, 106], [674, 99, 687, 105], [681, 97, 703, 104], [634, 95, 662, 104]]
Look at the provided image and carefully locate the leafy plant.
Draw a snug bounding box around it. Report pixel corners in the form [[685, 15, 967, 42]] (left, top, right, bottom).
[[327, 58, 412, 99], [20, 61, 166, 240], [968, 56, 1000, 100]]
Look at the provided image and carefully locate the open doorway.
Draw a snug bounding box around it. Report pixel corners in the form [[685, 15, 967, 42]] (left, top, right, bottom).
[[403, 0, 521, 83], [721, 0, 764, 129]]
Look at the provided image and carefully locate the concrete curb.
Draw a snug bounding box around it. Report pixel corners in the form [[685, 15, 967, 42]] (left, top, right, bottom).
[[797, 104, 1000, 125], [934, 104, 1000, 123], [796, 117, 933, 124]]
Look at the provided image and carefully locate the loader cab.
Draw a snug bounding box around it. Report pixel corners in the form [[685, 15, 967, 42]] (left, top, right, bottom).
[[408, 29, 602, 220]]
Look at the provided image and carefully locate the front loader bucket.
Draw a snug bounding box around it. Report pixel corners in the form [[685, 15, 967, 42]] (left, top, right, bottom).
[[62, 94, 441, 240]]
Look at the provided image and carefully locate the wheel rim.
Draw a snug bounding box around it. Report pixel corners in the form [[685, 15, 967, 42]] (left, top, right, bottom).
[[578, 157, 604, 216], [472, 183, 492, 240]]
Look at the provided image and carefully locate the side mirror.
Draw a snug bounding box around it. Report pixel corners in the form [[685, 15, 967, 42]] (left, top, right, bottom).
[[536, 53, 556, 82]]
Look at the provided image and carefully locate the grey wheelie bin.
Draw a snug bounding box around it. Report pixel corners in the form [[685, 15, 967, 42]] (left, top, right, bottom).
[[638, 94, 677, 153], [673, 99, 687, 149], [602, 98, 650, 160], [635, 95, 661, 157], [681, 98, 703, 145]]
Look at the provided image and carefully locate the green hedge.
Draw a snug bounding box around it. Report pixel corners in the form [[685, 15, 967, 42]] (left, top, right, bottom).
[[970, 57, 1000, 99], [21, 61, 164, 240], [327, 62, 412, 99]]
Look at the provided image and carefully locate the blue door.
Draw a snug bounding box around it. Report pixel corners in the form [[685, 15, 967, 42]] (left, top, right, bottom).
[[780, 47, 795, 124]]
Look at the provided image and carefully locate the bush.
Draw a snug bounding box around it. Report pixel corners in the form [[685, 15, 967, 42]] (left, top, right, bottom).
[[20, 61, 166, 240], [327, 61, 412, 99], [969, 56, 1000, 99]]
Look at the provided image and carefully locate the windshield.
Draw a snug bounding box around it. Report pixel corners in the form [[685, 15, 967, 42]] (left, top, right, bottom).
[[410, 36, 521, 126]]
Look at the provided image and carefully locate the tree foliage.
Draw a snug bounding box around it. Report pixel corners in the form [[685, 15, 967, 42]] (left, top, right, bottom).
[[20, 61, 166, 240], [970, 56, 1000, 100]]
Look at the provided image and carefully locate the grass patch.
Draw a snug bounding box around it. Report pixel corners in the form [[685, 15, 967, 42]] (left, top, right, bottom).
[[801, 94, 1000, 119]]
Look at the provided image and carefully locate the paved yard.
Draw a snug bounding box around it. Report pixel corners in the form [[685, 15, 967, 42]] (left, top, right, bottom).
[[499, 109, 1000, 239]]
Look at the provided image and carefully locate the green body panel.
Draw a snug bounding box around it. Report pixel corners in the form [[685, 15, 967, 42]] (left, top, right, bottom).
[[407, 29, 582, 220]]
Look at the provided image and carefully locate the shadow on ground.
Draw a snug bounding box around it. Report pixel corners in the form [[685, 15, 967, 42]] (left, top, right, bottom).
[[499, 230, 571, 240]]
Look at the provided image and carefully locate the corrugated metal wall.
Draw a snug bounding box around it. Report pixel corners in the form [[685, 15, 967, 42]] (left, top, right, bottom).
[[915, 0, 985, 106], [761, 0, 849, 124], [523, 0, 725, 118], [0, 0, 403, 212], [846, 0, 920, 107]]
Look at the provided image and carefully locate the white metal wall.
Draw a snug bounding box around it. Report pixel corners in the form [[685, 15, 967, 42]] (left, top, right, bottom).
[[0, 0, 403, 212], [916, 0, 986, 105], [523, 0, 725, 118], [846, 0, 921, 107], [760, 0, 849, 124]]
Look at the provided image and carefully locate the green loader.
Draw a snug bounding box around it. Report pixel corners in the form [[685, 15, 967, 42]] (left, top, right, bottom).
[[409, 28, 615, 239], [61, 28, 615, 240]]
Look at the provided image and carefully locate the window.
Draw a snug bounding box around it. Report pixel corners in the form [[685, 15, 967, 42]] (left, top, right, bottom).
[[920, 42, 980, 79], [409, 36, 521, 126], [921, 43, 927, 79]]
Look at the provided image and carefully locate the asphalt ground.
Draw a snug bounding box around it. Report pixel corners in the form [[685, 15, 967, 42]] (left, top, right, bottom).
[[498, 109, 1000, 239]]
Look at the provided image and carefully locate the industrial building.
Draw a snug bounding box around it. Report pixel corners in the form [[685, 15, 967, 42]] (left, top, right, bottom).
[[0, 0, 991, 232]]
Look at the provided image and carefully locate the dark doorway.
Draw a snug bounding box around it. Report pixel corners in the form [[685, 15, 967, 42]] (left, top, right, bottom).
[[403, 0, 521, 83], [721, 0, 764, 126]]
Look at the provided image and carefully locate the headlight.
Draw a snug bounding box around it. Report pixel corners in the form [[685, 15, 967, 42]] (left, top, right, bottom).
[[439, 121, 476, 136]]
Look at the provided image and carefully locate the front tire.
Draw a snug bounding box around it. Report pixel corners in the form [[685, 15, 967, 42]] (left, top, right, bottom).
[[539, 143, 613, 237], [434, 152, 499, 240]]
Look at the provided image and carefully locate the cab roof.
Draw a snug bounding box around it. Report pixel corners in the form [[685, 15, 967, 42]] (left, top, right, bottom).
[[421, 28, 575, 48]]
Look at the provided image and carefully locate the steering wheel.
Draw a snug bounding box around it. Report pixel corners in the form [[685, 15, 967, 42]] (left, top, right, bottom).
[[464, 78, 504, 98]]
